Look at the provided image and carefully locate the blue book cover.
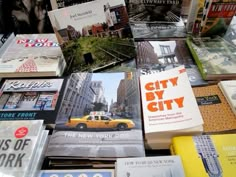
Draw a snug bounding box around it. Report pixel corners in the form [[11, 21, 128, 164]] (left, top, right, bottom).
[[39, 169, 114, 177]]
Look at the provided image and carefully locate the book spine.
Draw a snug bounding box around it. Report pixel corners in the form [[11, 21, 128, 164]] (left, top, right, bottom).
[[192, 0, 206, 35], [185, 38, 206, 80], [186, 0, 199, 33]]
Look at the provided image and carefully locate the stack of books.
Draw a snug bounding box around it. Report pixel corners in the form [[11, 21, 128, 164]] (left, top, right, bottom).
[[0, 120, 48, 177]]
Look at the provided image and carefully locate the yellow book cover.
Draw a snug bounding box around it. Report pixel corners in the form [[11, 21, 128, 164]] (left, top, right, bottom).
[[171, 134, 236, 177]]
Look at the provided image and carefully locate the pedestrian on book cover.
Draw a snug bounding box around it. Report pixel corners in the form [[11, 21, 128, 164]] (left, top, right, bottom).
[[1, 0, 53, 34]]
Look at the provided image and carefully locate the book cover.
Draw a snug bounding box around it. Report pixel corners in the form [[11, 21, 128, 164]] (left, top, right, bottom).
[[125, 0, 186, 39], [0, 33, 66, 78], [116, 156, 185, 177], [139, 65, 204, 134], [129, 18, 187, 39], [46, 72, 145, 158], [171, 134, 236, 177], [200, 0, 236, 37], [193, 84, 236, 133], [48, 0, 136, 73], [126, 0, 182, 22], [136, 39, 208, 86], [218, 80, 236, 116], [0, 120, 45, 177], [39, 169, 114, 177], [186, 36, 236, 81], [0, 0, 53, 34], [0, 78, 68, 124]]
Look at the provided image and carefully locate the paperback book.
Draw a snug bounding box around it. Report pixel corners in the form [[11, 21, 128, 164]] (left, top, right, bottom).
[[139, 65, 204, 134], [0, 120, 47, 177], [46, 72, 145, 159], [48, 0, 136, 73], [186, 36, 236, 81], [139, 65, 204, 149], [0, 33, 66, 78], [193, 84, 236, 133], [171, 134, 236, 177], [218, 80, 236, 116], [116, 156, 185, 177], [0, 78, 67, 125], [136, 39, 208, 86]]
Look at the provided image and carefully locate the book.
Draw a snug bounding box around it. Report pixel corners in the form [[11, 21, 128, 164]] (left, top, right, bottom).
[[139, 65, 204, 149], [0, 120, 47, 177], [46, 72, 145, 159], [0, 0, 53, 34], [191, 0, 205, 35], [116, 156, 185, 177], [0, 78, 68, 125], [193, 84, 236, 133], [224, 16, 236, 45], [48, 0, 136, 73], [186, 0, 200, 33], [140, 65, 203, 134], [136, 39, 208, 86], [200, 0, 236, 37], [39, 169, 114, 177], [186, 36, 236, 81], [126, 0, 183, 23], [0, 33, 66, 78], [218, 80, 236, 116], [171, 134, 236, 177], [129, 17, 187, 39]]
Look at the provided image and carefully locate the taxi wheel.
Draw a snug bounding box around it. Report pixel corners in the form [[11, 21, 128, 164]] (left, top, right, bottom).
[[117, 123, 127, 130], [76, 123, 87, 130]]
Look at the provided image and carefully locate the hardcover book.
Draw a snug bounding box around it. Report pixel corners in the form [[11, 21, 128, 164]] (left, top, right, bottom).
[[139, 65, 204, 134], [39, 169, 114, 177], [0, 33, 66, 78], [200, 0, 236, 37], [193, 84, 236, 133], [136, 39, 208, 86], [126, 0, 183, 23], [126, 0, 187, 39], [0, 78, 67, 125], [0, 120, 47, 177], [48, 0, 136, 73], [218, 80, 236, 116], [116, 156, 185, 177], [186, 36, 236, 81], [171, 134, 236, 177], [46, 72, 145, 158]]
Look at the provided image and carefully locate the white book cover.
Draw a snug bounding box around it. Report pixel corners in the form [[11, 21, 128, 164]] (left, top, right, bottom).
[[140, 65, 203, 133], [0, 120, 44, 177], [116, 156, 185, 177], [218, 80, 236, 116], [0, 33, 66, 77]]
